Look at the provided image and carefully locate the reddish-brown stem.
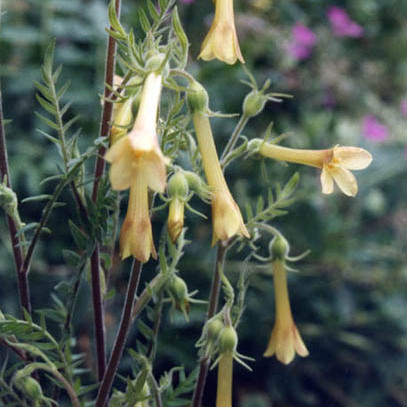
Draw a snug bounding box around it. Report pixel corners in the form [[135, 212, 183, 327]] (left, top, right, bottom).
[[95, 260, 143, 407], [89, 0, 122, 381], [0, 90, 30, 315], [192, 241, 229, 407]]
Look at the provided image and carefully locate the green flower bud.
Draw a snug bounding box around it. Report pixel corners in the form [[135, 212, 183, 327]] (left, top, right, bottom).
[[168, 275, 188, 304], [15, 372, 43, 401], [247, 138, 263, 155], [0, 181, 18, 218], [206, 318, 224, 343], [187, 81, 209, 113], [183, 171, 211, 200], [145, 53, 169, 76], [218, 326, 238, 354], [168, 172, 189, 199], [270, 235, 289, 260], [243, 90, 266, 118]]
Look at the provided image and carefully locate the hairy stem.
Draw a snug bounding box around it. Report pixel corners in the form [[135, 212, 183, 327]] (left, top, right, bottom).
[[0, 89, 30, 314], [95, 260, 142, 407], [192, 241, 229, 407], [89, 0, 122, 381]]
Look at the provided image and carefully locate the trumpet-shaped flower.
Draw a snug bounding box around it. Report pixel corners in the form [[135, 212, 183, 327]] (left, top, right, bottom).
[[264, 259, 309, 364], [119, 172, 157, 262], [192, 112, 249, 244], [258, 142, 372, 197], [105, 72, 168, 194], [199, 0, 244, 64], [216, 352, 233, 407]]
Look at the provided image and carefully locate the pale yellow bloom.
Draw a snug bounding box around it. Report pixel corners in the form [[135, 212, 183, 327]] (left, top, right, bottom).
[[216, 352, 233, 407], [192, 112, 249, 244], [110, 97, 134, 145], [167, 198, 185, 243], [199, 0, 245, 65], [264, 259, 309, 364], [119, 172, 157, 262], [259, 143, 372, 197], [105, 72, 168, 194]]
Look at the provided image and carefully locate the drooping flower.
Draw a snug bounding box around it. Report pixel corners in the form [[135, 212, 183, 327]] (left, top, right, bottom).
[[193, 112, 249, 244], [256, 141, 372, 196], [105, 71, 168, 194], [362, 114, 389, 142], [188, 82, 249, 243], [286, 22, 317, 61], [199, 0, 245, 65], [119, 172, 157, 262], [327, 6, 363, 38], [264, 258, 308, 364]]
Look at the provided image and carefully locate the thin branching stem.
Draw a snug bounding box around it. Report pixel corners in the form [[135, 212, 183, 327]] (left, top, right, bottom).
[[220, 114, 249, 166], [192, 241, 229, 407], [95, 260, 143, 407], [0, 90, 30, 314], [90, 0, 122, 381]]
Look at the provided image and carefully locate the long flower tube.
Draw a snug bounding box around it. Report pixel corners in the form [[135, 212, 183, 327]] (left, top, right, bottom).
[[199, 0, 244, 64], [188, 82, 249, 244], [255, 141, 372, 196], [263, 258, 309, 364], [106, 71, 168, 194], [216, 352, 233, 407]]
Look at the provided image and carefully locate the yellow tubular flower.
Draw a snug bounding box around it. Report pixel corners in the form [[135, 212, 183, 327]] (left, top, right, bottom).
[[105, 72, 168, 194], [119, 172, 157, 262], [192, 112, 249, 244], [199, 0, 245, 65], [168, 198, 185, 243], [259, 143, 372, 197], [216, 352, 233, 407], [264, 259, 308, 364]]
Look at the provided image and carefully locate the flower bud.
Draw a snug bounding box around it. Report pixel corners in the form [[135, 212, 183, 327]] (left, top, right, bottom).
[[183, 171, 211, 200], [270, 235, 290, 260], [15, 372, 43, 401], [168, 275, 188, 304], [145, 53, 169, 76], [218, 325, 238, 354], [0, 181, 18, 218], [168, 172, 189, 199], [187, 81, 209, 113], [167, 198, 185, 242], [243, 90, 266, 118], [247, 138, 263, 155], [206, 318, 224, 343]]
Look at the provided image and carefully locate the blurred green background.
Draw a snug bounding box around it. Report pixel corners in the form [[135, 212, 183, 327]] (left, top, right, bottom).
[[0, 0, 406, 406]]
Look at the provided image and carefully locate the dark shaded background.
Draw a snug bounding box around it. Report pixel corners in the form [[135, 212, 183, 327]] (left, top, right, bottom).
[[1, 0, 406, 406]]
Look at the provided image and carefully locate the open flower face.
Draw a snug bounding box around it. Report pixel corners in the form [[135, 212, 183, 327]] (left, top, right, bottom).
[[321, 146, 372, 196], [258, 142, 372, 197], [105, 72, 168, 194], [199, 0, 244, 64], [119, 173, 157, 262]]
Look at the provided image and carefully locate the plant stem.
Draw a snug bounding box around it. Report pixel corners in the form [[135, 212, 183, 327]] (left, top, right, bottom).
[[95, 260, 143, 407], [90, 247, 107, 381], [0, 89, 30, 314], [89, 0, 121, 381], [192, 241, 229, 407], [220, 114, 249, 166]]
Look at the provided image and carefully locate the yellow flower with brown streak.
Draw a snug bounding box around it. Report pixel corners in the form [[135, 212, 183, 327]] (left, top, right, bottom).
[[257, 142, 372, 197], [199, 0, 245, 65], [263, 258, 309, 364], [192, 112, 249, 244], [105, 72, 168, 194], [119, 172, 157, 262]]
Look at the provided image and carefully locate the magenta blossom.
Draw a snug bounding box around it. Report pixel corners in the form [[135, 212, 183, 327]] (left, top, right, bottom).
[[287, 23, 317, 60], [363, 115, 389, 142], [400, 98, 407, 117], [327, 6, 363, 38]]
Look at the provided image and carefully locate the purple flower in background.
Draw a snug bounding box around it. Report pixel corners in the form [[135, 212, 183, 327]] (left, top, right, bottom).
[[327, 6, 363, 38], [180, 0, 195, 4], [363, 115, 389, 142], [400, 98, 407, 117], [287, 23, 317, 60]]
